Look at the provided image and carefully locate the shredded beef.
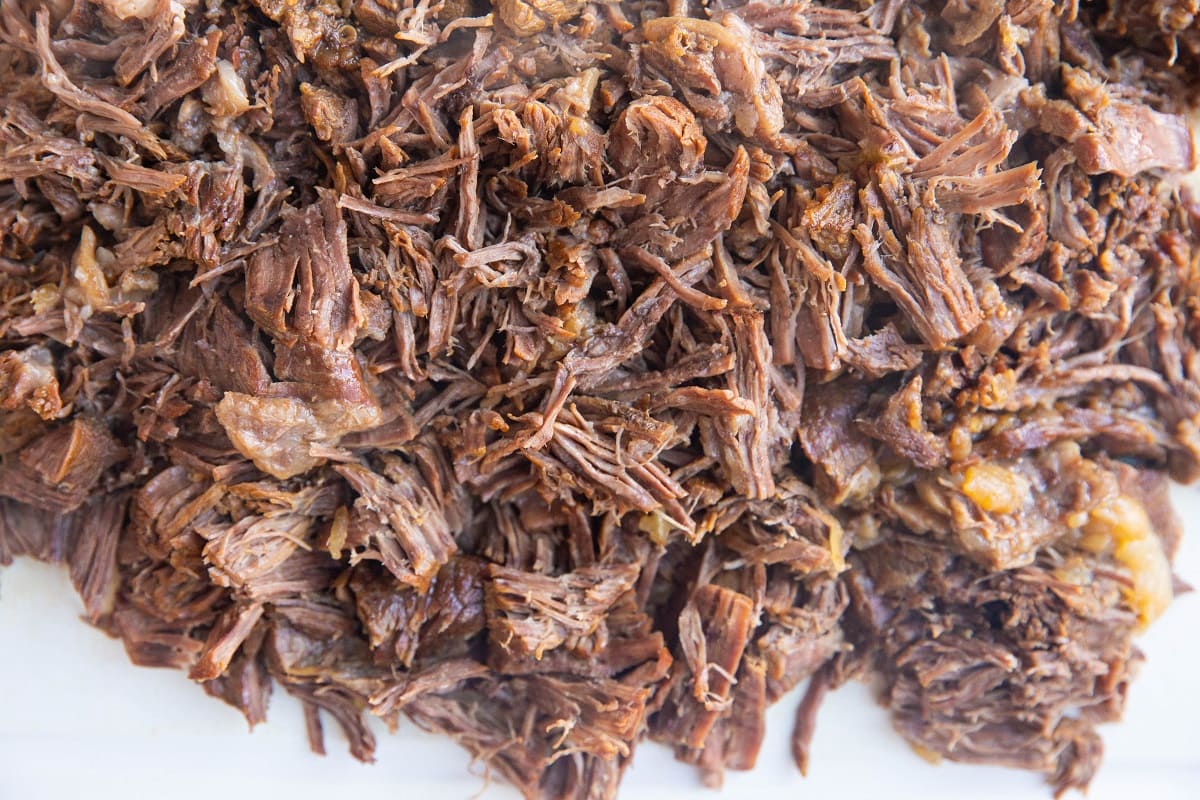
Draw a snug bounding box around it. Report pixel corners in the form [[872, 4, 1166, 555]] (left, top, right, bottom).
[[1, 1, 1198, 798]]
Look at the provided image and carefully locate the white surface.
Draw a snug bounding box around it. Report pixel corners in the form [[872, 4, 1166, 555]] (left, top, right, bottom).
[[0, 486, 1196, 800]]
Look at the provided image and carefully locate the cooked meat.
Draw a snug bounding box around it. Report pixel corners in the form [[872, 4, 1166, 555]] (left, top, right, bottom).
[[0, 1, 1197, 799]]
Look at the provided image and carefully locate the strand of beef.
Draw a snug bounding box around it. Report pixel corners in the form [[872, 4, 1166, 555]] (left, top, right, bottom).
[[1, 1, 1198, 798]]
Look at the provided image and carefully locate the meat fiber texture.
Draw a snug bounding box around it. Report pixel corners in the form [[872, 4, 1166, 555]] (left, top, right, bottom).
[[0, 1, 1199, 798]]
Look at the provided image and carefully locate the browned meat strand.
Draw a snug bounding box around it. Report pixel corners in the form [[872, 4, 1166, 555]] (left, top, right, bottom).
[[0, 1, 1198, 798]]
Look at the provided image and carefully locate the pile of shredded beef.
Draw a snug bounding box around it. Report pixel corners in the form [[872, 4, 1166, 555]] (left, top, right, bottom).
[[2, 1, 1200, 797]]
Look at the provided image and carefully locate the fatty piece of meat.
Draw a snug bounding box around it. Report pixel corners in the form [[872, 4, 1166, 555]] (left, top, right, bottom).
[[0, 345, 63, 420], [641, 15, 785, 144], [215, 393, 325, 479], [1058, 66, 1197, 178]]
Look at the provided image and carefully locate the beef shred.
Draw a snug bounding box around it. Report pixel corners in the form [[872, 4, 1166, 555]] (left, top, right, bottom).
[[1, 1, 1199, 797]]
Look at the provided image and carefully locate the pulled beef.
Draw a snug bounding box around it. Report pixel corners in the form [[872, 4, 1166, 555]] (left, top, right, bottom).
[[0, 2, 1198, 799], [859, 537, 1143, 794]]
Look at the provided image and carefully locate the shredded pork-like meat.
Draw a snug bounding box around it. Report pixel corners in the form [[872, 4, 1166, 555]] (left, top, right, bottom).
[[1, 1, 1199, 798]]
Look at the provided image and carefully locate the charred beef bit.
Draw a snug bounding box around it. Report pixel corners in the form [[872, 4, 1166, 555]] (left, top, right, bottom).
[[2, 0, 1200, 797]]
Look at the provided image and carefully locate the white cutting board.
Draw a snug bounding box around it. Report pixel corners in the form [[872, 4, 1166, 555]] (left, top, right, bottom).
[[0, 484, 1197, 800]]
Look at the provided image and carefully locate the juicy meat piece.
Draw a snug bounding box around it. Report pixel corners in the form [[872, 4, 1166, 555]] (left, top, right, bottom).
[[495, 0, 583, 37], [191, 602, 266, 681], [843, 325, 923, 379], [862, 537, 1151, 795], [618, 146, 750, 260], [858, 376, 948, 470], [245, 191, 362, 351], [140, 32, 220, 119], [299, 82, 358, 144], [798, 380, 880, 505], [940, 0, 1005, 46], [1059, 67, 1197, 178], [857, 195, 984, 349], [802, 176, 857, 263], [271, 339, 382, 432], [223, 189, 382, 470], [351, 556, 486, 667], [720, 307, 777, 499], [179, 301, 272, 396]]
